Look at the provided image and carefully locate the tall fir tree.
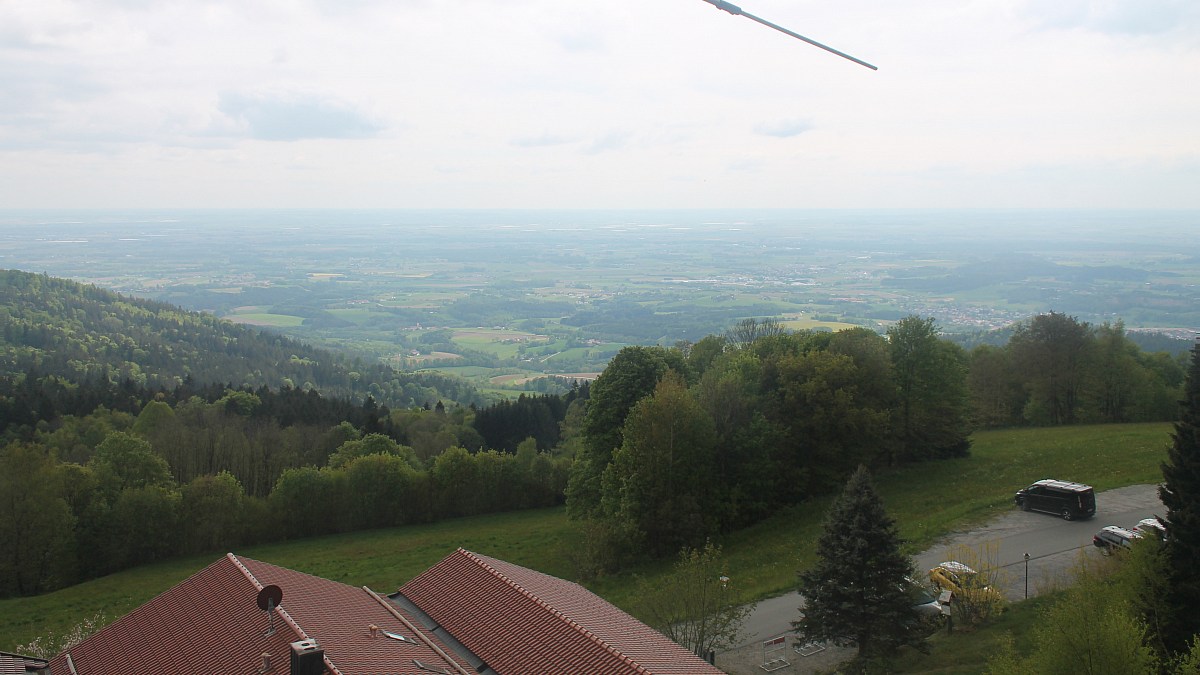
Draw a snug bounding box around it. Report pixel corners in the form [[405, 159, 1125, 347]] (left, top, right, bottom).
[[794, 465, 926, 666], [1159, 338, 1200, 655]]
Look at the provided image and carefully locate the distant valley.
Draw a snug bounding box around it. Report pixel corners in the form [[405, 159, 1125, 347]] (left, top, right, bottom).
[[3, 208, 1196, 392]]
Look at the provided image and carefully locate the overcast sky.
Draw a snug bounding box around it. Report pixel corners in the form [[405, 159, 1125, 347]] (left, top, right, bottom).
[[2, 0, 1198, 209]]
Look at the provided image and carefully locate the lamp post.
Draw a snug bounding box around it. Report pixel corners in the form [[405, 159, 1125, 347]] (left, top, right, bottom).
[[1023, 553, 1030, 599]]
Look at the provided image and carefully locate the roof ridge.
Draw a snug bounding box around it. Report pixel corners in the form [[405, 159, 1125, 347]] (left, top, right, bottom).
[[459, 549, 652, 675], [227, 552, 265, 592], [361, 586, 472, 675], [227, 554, 344, 675]]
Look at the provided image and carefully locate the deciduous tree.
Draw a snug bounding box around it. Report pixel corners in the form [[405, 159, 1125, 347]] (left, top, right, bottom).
[[887, 316, 971, 461], [726, 317, 786, 350], [600, 371, 719, 554], [1008, 312, 1092, 425], [967, 344, 1025, 427], [89, 431, 173, 499], [327, 432, 419, 469], [638, 541, 749, 659], [567, 346, 684, 519], [986, 558, 1154, 675], [180, 471, 246, 554], [771, 350, 889, 498], [0, 443, 76, 596]]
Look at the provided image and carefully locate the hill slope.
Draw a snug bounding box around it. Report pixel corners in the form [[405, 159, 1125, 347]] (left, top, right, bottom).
[[0, 269, 482, 407]]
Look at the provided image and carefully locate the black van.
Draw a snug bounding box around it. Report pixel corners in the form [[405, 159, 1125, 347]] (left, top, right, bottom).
[[1014, 479, 1096, 520]]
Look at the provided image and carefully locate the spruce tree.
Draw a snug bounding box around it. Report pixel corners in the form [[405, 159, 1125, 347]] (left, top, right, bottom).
[[794, 465, 925, 665], [1159, 339, 1200, 655]]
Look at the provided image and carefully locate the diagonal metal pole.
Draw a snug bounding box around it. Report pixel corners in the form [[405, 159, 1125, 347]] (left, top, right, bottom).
[[701, 0, 878, 71]]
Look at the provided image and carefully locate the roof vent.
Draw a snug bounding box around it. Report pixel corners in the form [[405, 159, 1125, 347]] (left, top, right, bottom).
[[368, 624, 380, 639], [412, 659, 451, 674], [290, 640, 324, 675], [257, 652, 272, 673]]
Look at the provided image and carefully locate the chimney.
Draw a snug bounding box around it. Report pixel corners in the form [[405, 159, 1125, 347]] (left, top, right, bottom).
[[289, 639, 325, 675]]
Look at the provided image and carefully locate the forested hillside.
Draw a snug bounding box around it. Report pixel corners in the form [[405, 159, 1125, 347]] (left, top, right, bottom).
[[0, 269, 484, 409], [0, 270, 584, 598], [1, 272, 1189, 604]]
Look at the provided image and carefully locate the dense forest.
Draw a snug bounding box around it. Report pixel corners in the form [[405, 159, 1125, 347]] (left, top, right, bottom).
[[0, 273, 1189, 598], [0, 381, 578, 596], [564, 315, 1188, 570]]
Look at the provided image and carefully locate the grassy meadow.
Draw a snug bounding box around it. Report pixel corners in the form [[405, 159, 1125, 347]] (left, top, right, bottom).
[[0, 422, 1172, 653]]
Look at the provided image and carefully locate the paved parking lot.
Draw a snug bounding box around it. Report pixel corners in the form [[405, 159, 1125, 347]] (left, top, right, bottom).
[[714, 483, 1163, 674]]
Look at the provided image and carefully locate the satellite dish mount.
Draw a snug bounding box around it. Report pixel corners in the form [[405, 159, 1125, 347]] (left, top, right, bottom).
[[257, 585, 284, 637]]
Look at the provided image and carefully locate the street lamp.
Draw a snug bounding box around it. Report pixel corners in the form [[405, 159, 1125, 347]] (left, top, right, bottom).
[[1023, 553, 1031, 599]]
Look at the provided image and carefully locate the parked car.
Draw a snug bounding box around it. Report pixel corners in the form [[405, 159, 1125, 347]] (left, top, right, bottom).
[[1093, 525, 1143, 554], [1133, 517, 1168, 540], [905, 577, 943, 620], [928, 561, 1002, 603], [1014, 479, 1096, 520]]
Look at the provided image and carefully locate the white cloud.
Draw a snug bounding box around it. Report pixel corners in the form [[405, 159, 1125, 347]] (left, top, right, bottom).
[[511, 133, 576, 148], [215, 92, 383, 142], [1020, 0, 1200, 36], [585, 131, 631, 154], [753, 119, 813, 138], [0, 0, 1197, 208]]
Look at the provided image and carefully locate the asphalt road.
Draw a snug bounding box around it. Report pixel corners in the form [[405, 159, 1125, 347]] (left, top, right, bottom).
[[729, 483, 1163, 649]]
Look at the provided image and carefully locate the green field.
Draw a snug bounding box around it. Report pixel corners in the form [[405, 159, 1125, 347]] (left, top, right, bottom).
[[780, 315, 860, 332], [0, 423, 1173, 654], [450, 329, 549, 360], [223, 312, 306, 327], [423, 365, 504, 379], [325, 308, 376, 324]]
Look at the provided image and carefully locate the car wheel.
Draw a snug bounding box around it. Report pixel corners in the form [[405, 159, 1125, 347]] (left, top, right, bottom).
[[1061, 509, 1073, 521], [1020, 500, 1030, 512]]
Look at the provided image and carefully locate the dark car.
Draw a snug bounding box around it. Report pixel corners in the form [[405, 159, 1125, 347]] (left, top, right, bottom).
[[1093, 525, 1143, 554], [1014, 479, 1096, 520]]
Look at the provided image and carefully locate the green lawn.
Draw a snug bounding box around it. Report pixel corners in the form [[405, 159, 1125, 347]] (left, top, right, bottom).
[[0, 422, 1172, 654]]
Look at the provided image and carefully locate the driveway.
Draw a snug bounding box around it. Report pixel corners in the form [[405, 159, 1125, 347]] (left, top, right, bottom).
[[714, 483, 1163, 675]]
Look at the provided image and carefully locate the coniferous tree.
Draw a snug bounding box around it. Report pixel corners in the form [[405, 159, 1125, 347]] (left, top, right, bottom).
[[1158, 339, 1200, 655], [795, 465, 925, 667]]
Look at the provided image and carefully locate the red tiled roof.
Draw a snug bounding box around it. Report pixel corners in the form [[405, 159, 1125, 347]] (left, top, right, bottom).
[[0, 651, 49, 674], [398, 549, 725, 675], [50, 553, 462, 675]]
